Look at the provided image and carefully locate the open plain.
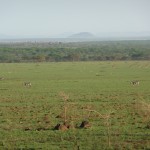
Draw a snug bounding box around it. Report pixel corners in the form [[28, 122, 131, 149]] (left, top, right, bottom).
[[0, 61, 150, 149]]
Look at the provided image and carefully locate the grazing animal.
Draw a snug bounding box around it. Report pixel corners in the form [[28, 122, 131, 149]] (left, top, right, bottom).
[[24, 82, 31, 87], [131, 80, 139, 86]]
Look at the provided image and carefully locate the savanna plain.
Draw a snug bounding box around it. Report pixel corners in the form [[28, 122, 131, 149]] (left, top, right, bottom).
[[0, 61, 150, 149]]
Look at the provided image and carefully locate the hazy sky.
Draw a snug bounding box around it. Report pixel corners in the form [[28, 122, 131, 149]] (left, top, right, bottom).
[[0, 0, 150, 37]]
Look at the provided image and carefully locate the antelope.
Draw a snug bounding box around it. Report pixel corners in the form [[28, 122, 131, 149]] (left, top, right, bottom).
[[24, 82, 31, 87], [131, 80, 139, 86]]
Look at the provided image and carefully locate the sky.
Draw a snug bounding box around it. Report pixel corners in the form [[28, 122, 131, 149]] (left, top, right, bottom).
[[0, 0, 150, 38]]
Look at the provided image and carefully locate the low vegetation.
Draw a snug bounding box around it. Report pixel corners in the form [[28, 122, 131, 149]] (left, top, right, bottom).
[[0, 40, 150, 62], [0, 61, 150, 149]]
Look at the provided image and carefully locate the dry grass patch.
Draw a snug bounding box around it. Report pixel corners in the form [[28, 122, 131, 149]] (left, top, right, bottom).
[[133, 101, 150, 127]]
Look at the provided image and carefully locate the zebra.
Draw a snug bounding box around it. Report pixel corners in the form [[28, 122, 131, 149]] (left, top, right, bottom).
[[24, 82, 32, 87], [131, 80, 139, 86]]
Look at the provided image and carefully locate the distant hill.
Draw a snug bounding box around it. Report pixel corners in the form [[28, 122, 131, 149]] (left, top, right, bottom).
[[69, 32, 95, 38]]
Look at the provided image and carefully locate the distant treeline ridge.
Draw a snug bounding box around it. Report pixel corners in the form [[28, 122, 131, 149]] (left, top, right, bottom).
[[0, 40, 150, 62]]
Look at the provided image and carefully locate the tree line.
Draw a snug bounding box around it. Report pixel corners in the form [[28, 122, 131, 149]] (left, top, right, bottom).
[[0, 40, 150, 63]]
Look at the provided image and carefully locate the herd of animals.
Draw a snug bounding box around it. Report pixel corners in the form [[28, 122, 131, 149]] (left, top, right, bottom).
[[0, 76, 140, 87]]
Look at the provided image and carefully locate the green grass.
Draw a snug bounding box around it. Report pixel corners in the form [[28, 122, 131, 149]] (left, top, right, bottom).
[[0, 61, 150, 149]]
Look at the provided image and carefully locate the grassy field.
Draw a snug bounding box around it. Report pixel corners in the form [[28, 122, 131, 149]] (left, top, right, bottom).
[[0, 61, 150, 149]]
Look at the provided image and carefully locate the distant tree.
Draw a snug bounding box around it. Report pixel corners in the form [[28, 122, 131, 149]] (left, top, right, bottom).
[[0, 40, 150, 62]]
